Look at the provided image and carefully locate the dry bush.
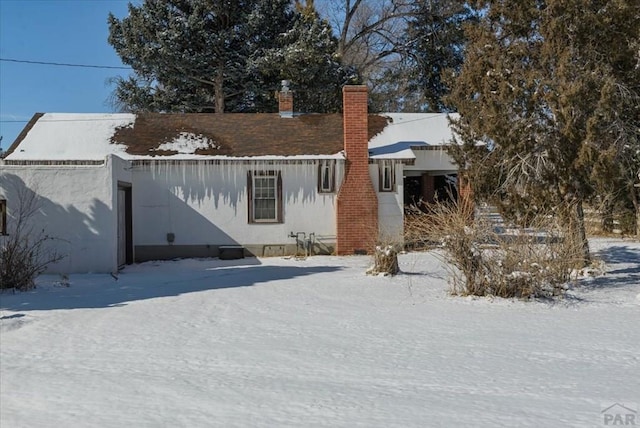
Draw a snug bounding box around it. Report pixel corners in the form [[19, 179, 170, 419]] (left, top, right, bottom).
[[0, 185, 65, 291], [362, 223, 402, 276], [366, 244, 400, 276], [406, 200, 586, 298]]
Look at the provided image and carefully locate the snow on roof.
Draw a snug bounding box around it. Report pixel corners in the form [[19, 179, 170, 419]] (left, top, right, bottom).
[[368, 113, 458, 160], [4, 111, 458, 162], [154, 132, 220, 154], [4, 113, 135, 161], [368, 141, 424, 160], [5, 112, 353, 161]]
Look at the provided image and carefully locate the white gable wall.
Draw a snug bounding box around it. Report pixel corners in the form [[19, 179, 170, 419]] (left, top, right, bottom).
[[0, 157, 121, 274]]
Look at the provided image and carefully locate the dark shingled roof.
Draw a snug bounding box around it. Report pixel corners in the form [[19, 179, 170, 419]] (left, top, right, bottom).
[[111, 113, 390, 157]]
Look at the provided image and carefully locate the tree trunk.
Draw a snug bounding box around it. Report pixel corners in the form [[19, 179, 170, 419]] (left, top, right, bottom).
[[575, 199, 591, 267], [214, 62, 225, 114], [367, 245, 399, 276], [601, 200, 614, 233], [637, 203, 640, 238], [632, 183, 640, 237]]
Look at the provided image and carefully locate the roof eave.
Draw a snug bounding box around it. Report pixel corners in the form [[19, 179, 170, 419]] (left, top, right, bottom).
[[2, 113, 44, 160]]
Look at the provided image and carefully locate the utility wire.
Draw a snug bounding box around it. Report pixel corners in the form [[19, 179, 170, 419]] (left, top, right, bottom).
[[0, 113, 454, 124], [0, 118, 130, 123], [0, 58, 131, 70]]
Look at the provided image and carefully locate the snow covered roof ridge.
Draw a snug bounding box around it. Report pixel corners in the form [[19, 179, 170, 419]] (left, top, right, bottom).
[[368, 112, 459, 159], [3, 113, 135, 161], [3, 111, 461, 162]]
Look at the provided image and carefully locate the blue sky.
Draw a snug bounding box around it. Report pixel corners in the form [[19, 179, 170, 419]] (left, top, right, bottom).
[[0, 0, 135, 151]]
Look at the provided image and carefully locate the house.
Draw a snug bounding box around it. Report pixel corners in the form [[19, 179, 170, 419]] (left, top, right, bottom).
[[0, 85, 459, 273]]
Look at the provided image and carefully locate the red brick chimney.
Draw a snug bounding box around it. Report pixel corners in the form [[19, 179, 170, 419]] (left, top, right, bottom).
[[336, 85, 378, 254], [278, 80, 293, 118]]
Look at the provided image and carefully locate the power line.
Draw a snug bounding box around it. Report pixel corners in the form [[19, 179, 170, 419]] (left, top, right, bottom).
[[0, 113, 455, 125], [0, 58, 131, 70], [0, 118, 130, 124]]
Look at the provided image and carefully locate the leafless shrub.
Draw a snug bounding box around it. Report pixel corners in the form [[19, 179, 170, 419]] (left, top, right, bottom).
[[406, 200, 586, 298], [0, 185, 65, 291]]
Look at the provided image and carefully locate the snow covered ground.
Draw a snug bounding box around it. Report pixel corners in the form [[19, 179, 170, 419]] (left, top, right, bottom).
[[1, 238, 638, 427]]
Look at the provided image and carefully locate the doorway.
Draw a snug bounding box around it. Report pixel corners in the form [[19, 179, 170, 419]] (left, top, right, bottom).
[[117, 183, 133, 268]]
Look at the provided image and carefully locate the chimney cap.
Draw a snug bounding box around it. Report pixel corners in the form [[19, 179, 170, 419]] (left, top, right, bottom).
[[343, 85, 368, 93]]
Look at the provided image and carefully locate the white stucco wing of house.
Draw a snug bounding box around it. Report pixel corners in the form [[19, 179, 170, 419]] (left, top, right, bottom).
[[366, 113, 460, 241]]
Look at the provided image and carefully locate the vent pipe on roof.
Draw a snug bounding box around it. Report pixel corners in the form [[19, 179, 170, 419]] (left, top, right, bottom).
[[278, 80, 293, 118]]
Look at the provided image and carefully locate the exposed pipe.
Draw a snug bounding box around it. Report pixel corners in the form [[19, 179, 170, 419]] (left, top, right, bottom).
[[288, 231, 306, 258], [289, 231, 317, 258]]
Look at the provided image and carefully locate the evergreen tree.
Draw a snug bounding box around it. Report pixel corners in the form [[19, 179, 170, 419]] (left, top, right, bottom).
[[446, 0, 640, 263], [107, 0, 293, 113], [255, 0, 359, 113], [578, 0, 640, 235], [406, 0, 476, 112]]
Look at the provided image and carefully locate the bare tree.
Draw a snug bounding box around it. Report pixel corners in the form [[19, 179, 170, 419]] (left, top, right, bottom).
[[318, 1, 414, 94], [317, 0, 474, 112]]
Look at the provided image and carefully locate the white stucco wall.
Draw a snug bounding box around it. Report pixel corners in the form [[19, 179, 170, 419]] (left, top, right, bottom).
[[111, 155, 134, 188], [369, 163, 404, 243], [131, 161, 343, 250], [0, 158, 119, 273], [0, 155, 412, 273]]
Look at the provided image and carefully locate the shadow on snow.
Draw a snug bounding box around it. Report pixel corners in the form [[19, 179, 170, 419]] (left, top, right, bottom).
[[0, 259, 343, 312], [580, 245, 640, 289]]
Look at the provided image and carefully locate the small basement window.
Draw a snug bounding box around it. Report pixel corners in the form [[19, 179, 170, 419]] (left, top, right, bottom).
[[0, 199, 6, 235], [247, 170, 283, 223], [318, 160, 336, 193], [379, 160, 395, 192]]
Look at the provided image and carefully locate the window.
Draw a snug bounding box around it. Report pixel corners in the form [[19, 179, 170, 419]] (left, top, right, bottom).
[[318, 160, 336, 193], [247, 170, 283, 223], [378, 160, 395, 192], [0, 199, 6, 235]]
